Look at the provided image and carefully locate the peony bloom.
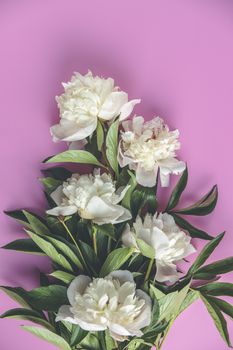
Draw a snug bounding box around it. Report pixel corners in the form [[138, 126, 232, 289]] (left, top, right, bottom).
[[122, 213, 196, 283], [56, 270, 152, 341], [51, 71, 140, 143], [118, 116, 186, 187], [46, 169, 131, 225]]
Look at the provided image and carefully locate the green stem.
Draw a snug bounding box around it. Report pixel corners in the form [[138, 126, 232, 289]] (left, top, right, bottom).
[[92, 226, 98, 255], [59, 218, 78, 248], [158, 318, 175, 349], [59, 217, 88, 272], [144, 258, 154, 282]]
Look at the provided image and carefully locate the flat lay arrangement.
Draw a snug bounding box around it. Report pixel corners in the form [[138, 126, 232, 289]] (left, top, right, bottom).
[[1, 71, 233, 350]]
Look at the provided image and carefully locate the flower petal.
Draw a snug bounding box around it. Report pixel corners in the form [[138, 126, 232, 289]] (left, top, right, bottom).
[[85, 196, 129, 225], [136, 164, 158, 187], [159, 158, 186, 187], [67, 275, 91, 305], [122, 224, 138, 249], [112, 185, 131, 204], [50, 185, 63, 205], [155, 261, 179, 283], [99, 91, 128, 120], [119, 99, 141, 121], [69, 139, 87, 150], [56, 305, 78, 324], [46, 205, 77, 216], [51, 117, 97, 142], [108, 270, 135, 285]]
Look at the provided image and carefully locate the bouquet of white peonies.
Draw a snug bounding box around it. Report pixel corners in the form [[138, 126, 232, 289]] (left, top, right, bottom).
[[1, 71, 233, 350]]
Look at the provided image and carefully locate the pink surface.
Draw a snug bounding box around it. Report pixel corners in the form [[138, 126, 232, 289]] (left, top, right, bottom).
[[0, 1, 233, 349]]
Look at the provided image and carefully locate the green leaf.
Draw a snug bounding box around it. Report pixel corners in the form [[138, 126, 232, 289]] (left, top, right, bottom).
[[50, 271, 75, 284], [96, 224, 116, 241], [198, 282, 233, 297], [42, 166, 72, 181], [46, 235, 83, 270], [157, 291, 179, 322], [4, 210, 32, 228], [196, 257, 233, 275], [136, 239, 155, 259], [106, 119, 119, 176], [70, 325, 88, 347], [100, 247, 134, 277], [105, 330, 116, 350], [22, 326, 72, 350], [157, 283, 191, 322], [174, 185, 218, 216], [171, 213, 213, 240], [166, 167, 188, 211], [1, 285, 67, 312], [79, 241, 100, 276], [96, 120, 104, 151], [150, 284, 166, 300], [27, 231, 73, 272], [23, 211, 50, 235], [39, 177, 62, 194], [25, 285, 68, 311], [193, 272, 217, 280], [0, 286, 31, 308], [179, 290, 199, 313], [121, 171, 137, 209], [2, 239, 44, 255], [0, 308, 54, 331], [131, 186, 157, 217], [188, 232, 225, 274], [44, 150, 106, 168], [208, 297, 233, 320], [79, 333, 100, 350], [200, 294, 231, 346]]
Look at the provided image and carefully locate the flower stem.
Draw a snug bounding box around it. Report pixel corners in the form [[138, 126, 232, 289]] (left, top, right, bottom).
[[59, 218, 78, 248], [92, 226, 98, 255], [59, 217, 89, 272], [158, 318, 175, 349], [144, 258, 154, 282]]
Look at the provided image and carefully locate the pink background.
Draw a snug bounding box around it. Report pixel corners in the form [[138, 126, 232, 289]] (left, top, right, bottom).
[[0, 0, 233, 349]]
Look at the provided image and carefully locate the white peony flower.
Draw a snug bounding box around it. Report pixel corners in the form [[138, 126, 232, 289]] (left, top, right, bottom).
[[122, 213, 196, 283], [56, 270, 152, 342], [46, 169, 131, 225], [51, 70, 140, 143], [118, 116, 186, 187]]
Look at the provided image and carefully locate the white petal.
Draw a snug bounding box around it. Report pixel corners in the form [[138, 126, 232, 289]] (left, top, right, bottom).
[[85, 196, 130, 225], [46, 205, 77, 216], [117, 140, 134, 168], [159, 159, 186, 187], [67, 275, 91, 305], [108, 323, 133, 336], [119, 99, 141, 121], [99, 91, 128, 120], [71, 318, 107, 332], [132, 289, 152, 329], [155, 261, 179, 283], [112, 207, 132, 224], [108, 270, 135, 285], [132, 116, 144, 135], [56, 305, 77, 324], [112, 185, 130, 204], [51, 117, 97, 142], [50, 185, 63, 205], [109, 330, 128, 342], [159, 170, 170, 187], [69, 139, 87, 150], [151, 226, 170, 251], [136, 164, 158, 187], [122, 225, 138, 249]]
